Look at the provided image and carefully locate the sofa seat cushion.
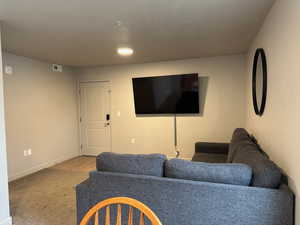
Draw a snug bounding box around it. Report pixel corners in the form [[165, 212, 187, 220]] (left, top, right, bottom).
[[232, 144, 282, 188], [96, 152, 167, 177], [165, 159, 252, 186]]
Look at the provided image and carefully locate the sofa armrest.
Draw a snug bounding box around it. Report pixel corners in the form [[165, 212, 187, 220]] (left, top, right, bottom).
[[195, 142, 229, 154], [76, 179, 91, 225]]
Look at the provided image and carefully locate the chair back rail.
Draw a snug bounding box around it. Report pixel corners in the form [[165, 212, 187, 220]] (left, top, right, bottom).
[[79, 197, 163, 225]]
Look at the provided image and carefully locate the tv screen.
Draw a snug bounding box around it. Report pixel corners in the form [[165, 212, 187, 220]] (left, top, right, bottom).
[[132, 74, 199, 114]]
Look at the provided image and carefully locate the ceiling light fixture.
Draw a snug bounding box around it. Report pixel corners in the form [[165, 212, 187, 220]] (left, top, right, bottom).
[[117, 47, 134, 56]]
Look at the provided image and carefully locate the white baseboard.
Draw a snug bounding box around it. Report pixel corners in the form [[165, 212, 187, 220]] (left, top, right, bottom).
[[0, 217, 12, 225], [8, 152, 79, 182]]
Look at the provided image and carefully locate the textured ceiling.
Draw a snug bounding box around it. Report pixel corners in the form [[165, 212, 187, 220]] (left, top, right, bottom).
[[0, 0, 275, 66]]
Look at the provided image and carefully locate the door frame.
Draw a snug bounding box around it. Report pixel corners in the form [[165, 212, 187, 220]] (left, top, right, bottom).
[[77, 80, 112, 156]]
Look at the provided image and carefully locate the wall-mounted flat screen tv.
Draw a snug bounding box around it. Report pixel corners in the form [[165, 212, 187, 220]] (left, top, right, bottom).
[[132, 73, 199, 114]]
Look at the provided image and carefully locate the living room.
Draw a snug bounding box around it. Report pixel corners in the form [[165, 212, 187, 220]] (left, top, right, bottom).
[[0, 1, 299, 225]]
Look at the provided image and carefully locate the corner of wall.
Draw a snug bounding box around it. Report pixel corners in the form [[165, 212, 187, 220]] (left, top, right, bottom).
[[0, 24, 12, 225]]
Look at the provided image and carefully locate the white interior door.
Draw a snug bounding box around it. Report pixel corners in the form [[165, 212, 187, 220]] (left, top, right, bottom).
[[79, 82, 111, 156]]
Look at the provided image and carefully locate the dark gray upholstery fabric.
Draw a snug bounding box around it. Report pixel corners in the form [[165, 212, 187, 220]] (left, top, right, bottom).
[[227, 128, 252, 163], [249, 134, 270, 158], [96, 152, 166, 177], [195, 142, 229, 154], [76, 171, 294, 225], [193, 142, 228, 163], [232, 144, 282, 188], [228, 139, 257, 163], [192, 152, 227, 163], [165, 159, 252, 186], [76, 179, 91, 224], [231, 128, 251, 142]]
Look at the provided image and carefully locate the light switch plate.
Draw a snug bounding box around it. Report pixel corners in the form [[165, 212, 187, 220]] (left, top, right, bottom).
[[5, 66, 13, 75], [52, 64, 63, 72]]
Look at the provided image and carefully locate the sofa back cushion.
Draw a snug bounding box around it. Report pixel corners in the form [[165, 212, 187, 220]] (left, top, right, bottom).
[[96, 152, 167, 177], [232, 144, 282, 188], [227, 128, 252, 163], [165, 159, 252, 186]]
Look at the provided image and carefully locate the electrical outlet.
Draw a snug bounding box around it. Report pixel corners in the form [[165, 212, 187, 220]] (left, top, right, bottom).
[[28, 149, 32, 155], [131, 138, 135, 144], [24, 150, 28, 157]]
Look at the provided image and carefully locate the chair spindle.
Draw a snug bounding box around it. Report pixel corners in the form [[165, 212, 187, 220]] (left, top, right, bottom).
[[105, 206, 110, 225], [128, 206, 133, 225], [115, 204, 122, 225], [94, 211, 99, 225], [139, 212, 145, 225]]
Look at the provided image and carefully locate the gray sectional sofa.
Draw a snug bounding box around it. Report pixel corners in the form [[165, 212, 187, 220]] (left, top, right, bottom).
[[76, 128, 294, 225]]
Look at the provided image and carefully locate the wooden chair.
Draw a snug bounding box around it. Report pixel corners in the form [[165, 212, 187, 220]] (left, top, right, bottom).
[[79, 197, 163, 225]]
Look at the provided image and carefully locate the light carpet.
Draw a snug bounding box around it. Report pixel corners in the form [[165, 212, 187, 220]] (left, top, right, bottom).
[[9, 156, 95, 225]]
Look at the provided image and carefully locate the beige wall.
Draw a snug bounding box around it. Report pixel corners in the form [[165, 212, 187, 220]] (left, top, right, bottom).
[[245, 0, 300, 223], [77, 55, 246, 158], [2, 52, 79, 180], [0, 28, 12, 225]]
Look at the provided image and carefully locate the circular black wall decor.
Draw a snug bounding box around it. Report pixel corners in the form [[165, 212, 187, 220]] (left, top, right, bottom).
[[252, 48, 267, 116]]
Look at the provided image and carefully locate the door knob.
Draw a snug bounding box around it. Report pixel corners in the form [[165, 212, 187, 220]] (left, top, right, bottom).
[[104, 122, 110, 127]]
